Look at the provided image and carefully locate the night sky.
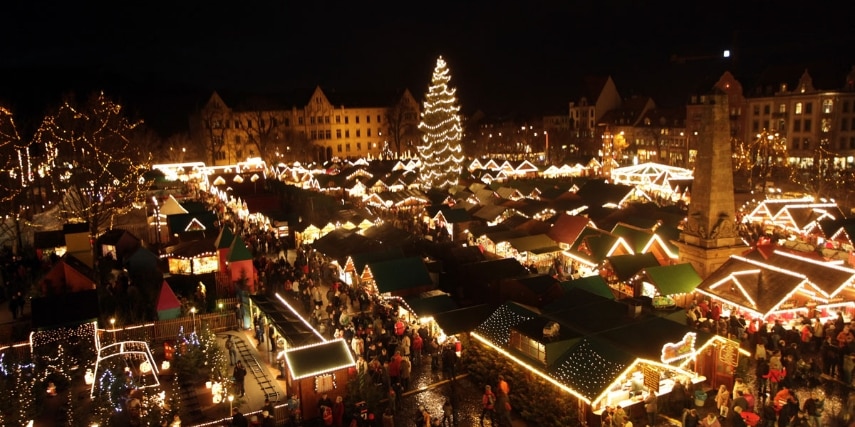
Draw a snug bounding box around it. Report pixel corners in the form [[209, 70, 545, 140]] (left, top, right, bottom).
[[2, 1, 855, 135]]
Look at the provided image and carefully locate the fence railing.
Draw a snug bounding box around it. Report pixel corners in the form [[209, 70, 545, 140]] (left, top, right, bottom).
[[2, 302, 240, 360]]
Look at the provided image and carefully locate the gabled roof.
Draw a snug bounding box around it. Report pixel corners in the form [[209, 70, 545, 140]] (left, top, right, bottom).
[[367, 257, 433, 293], [506, 234, 562, 254], [164, 238, 218, 259], [284, 339, 356, 380], [215, 227, 235, 249], [640, 263, 702, 295], [560, 275, 614, 300], [576, 179, 635, 208], [741, 249, 855, 297], [433, 304, 496, 336], [610, 222, 655, 253], [403, 294, 458, 318], [548, 214, 592, 245], [474, 302, 540, 346], [227, 234, 254, 262], [605, 253, 661, 281], [464, 258, 531, 282], [696, 255, 808, 317], [473, 204, 508, 222]]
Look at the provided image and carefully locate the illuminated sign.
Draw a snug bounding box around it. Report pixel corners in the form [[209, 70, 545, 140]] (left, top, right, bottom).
[[661, 332, 696, 363]]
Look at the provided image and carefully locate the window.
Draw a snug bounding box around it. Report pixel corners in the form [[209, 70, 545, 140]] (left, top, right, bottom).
[[324, 116, 330, 124], [325, 130, 332, 139], [367, 129, 371, 137], [822, 118, 831, 133], [509, 330, 546, 365], [793, 120, 801, 132], [791, 138, 800, 150], [336, 129, 342, 139], [310, 116, 315, 124], [346, 143, 351, 152], [842, 118, 849, 132], [805, 103, 813, 114], [763, 105, 770, 115], [315, 374, 336, 393], [355, 116, 360, 124], [213, 135, 224, 145], [311, 130, 317, 139], [823, 99, 834, 114], [357, 142, 362, 151], [336, 115, 341, 123], [366, 115, 371, 123], [337, 144, 342, 153], [345, 116, 349, 124], [803, 139, 810, 150], [752, 121, 759, 132], [345, 130, 350, 138], [753, 105, 760, 116], [377, 115, 382, 123], [356, 130, 361, 137], [298, 117, 304, 125], [795, 103, 803, 115], [235, 120, 241, 129], [804, 119, 812, 132], [235, 135, 241, 144], [840, 137, 847, 150]]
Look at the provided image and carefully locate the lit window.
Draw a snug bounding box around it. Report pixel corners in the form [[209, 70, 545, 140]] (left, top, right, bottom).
[[823, 99, 833, 114], [795, 102, 803, 115], [509, 330, 546, 365], [315, 374, 336, 393]]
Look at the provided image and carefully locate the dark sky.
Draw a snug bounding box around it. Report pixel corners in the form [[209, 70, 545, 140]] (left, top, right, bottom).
[[3, 1, 855, 135]]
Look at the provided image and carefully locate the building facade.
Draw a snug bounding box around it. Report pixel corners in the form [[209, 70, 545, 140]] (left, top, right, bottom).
[[189, 87, 420, 166], [739, 66, 855, 168]]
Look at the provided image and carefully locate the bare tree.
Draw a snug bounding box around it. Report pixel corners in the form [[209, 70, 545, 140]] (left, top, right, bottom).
[[35, 92, 151, 249], [190, 104, 228, 165], [385, 96, 419, 157], [236, 108, 287, 163]]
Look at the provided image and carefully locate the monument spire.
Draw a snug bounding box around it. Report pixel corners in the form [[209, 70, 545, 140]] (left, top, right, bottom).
[[676, 91, 748, 278]]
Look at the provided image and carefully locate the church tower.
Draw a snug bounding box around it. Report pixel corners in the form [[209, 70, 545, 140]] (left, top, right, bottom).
[[675, 92, 748, 278]]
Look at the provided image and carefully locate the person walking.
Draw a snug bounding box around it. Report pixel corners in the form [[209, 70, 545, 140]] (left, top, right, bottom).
[[480, 385, 497, 426], [233, 361, 247, 397], [225, 335, 238, 366]]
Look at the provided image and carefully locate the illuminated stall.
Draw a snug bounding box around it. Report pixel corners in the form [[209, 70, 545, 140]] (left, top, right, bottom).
[[283, 339, 355, 421], [694, 250, 855, 326], [470, 289, 749, 427]]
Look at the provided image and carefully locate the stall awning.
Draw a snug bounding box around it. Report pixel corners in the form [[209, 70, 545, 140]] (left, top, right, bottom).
[[284, 339, 355, 380]]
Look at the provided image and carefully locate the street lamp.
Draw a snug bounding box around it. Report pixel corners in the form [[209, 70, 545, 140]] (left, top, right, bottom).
[[110, 318, 116, 342], [190, 307, 197, 333], [228, 394, 234, 416]]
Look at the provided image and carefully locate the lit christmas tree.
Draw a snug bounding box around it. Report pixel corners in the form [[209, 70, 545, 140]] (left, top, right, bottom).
[[417, 56, 465, 189]]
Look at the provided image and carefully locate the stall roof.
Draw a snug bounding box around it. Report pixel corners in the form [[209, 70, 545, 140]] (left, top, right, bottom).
[[403, 294, 458, 318], [560, 276, 615, 300], [249, 294, 324, 347], [433, 304, 496, 336], [641, 263, 702, 296], [368, 257, 433, 293], [606, 253, 660, 281], [284, 339, 356, 380]]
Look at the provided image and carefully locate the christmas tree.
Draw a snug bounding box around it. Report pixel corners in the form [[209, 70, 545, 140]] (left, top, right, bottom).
[[417, 56, 465, 189]]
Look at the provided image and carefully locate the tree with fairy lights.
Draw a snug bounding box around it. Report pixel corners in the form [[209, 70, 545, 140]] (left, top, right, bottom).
[[34, 92, 151, 254], [0, 107, 32, 255], [417, 56, 465, 190]]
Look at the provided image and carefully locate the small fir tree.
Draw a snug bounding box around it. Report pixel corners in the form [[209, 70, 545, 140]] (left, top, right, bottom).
[[417, 56, 465, 190]]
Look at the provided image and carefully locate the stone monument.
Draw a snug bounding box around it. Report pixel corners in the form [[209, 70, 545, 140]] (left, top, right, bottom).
[[675, 92, 748, 278]]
